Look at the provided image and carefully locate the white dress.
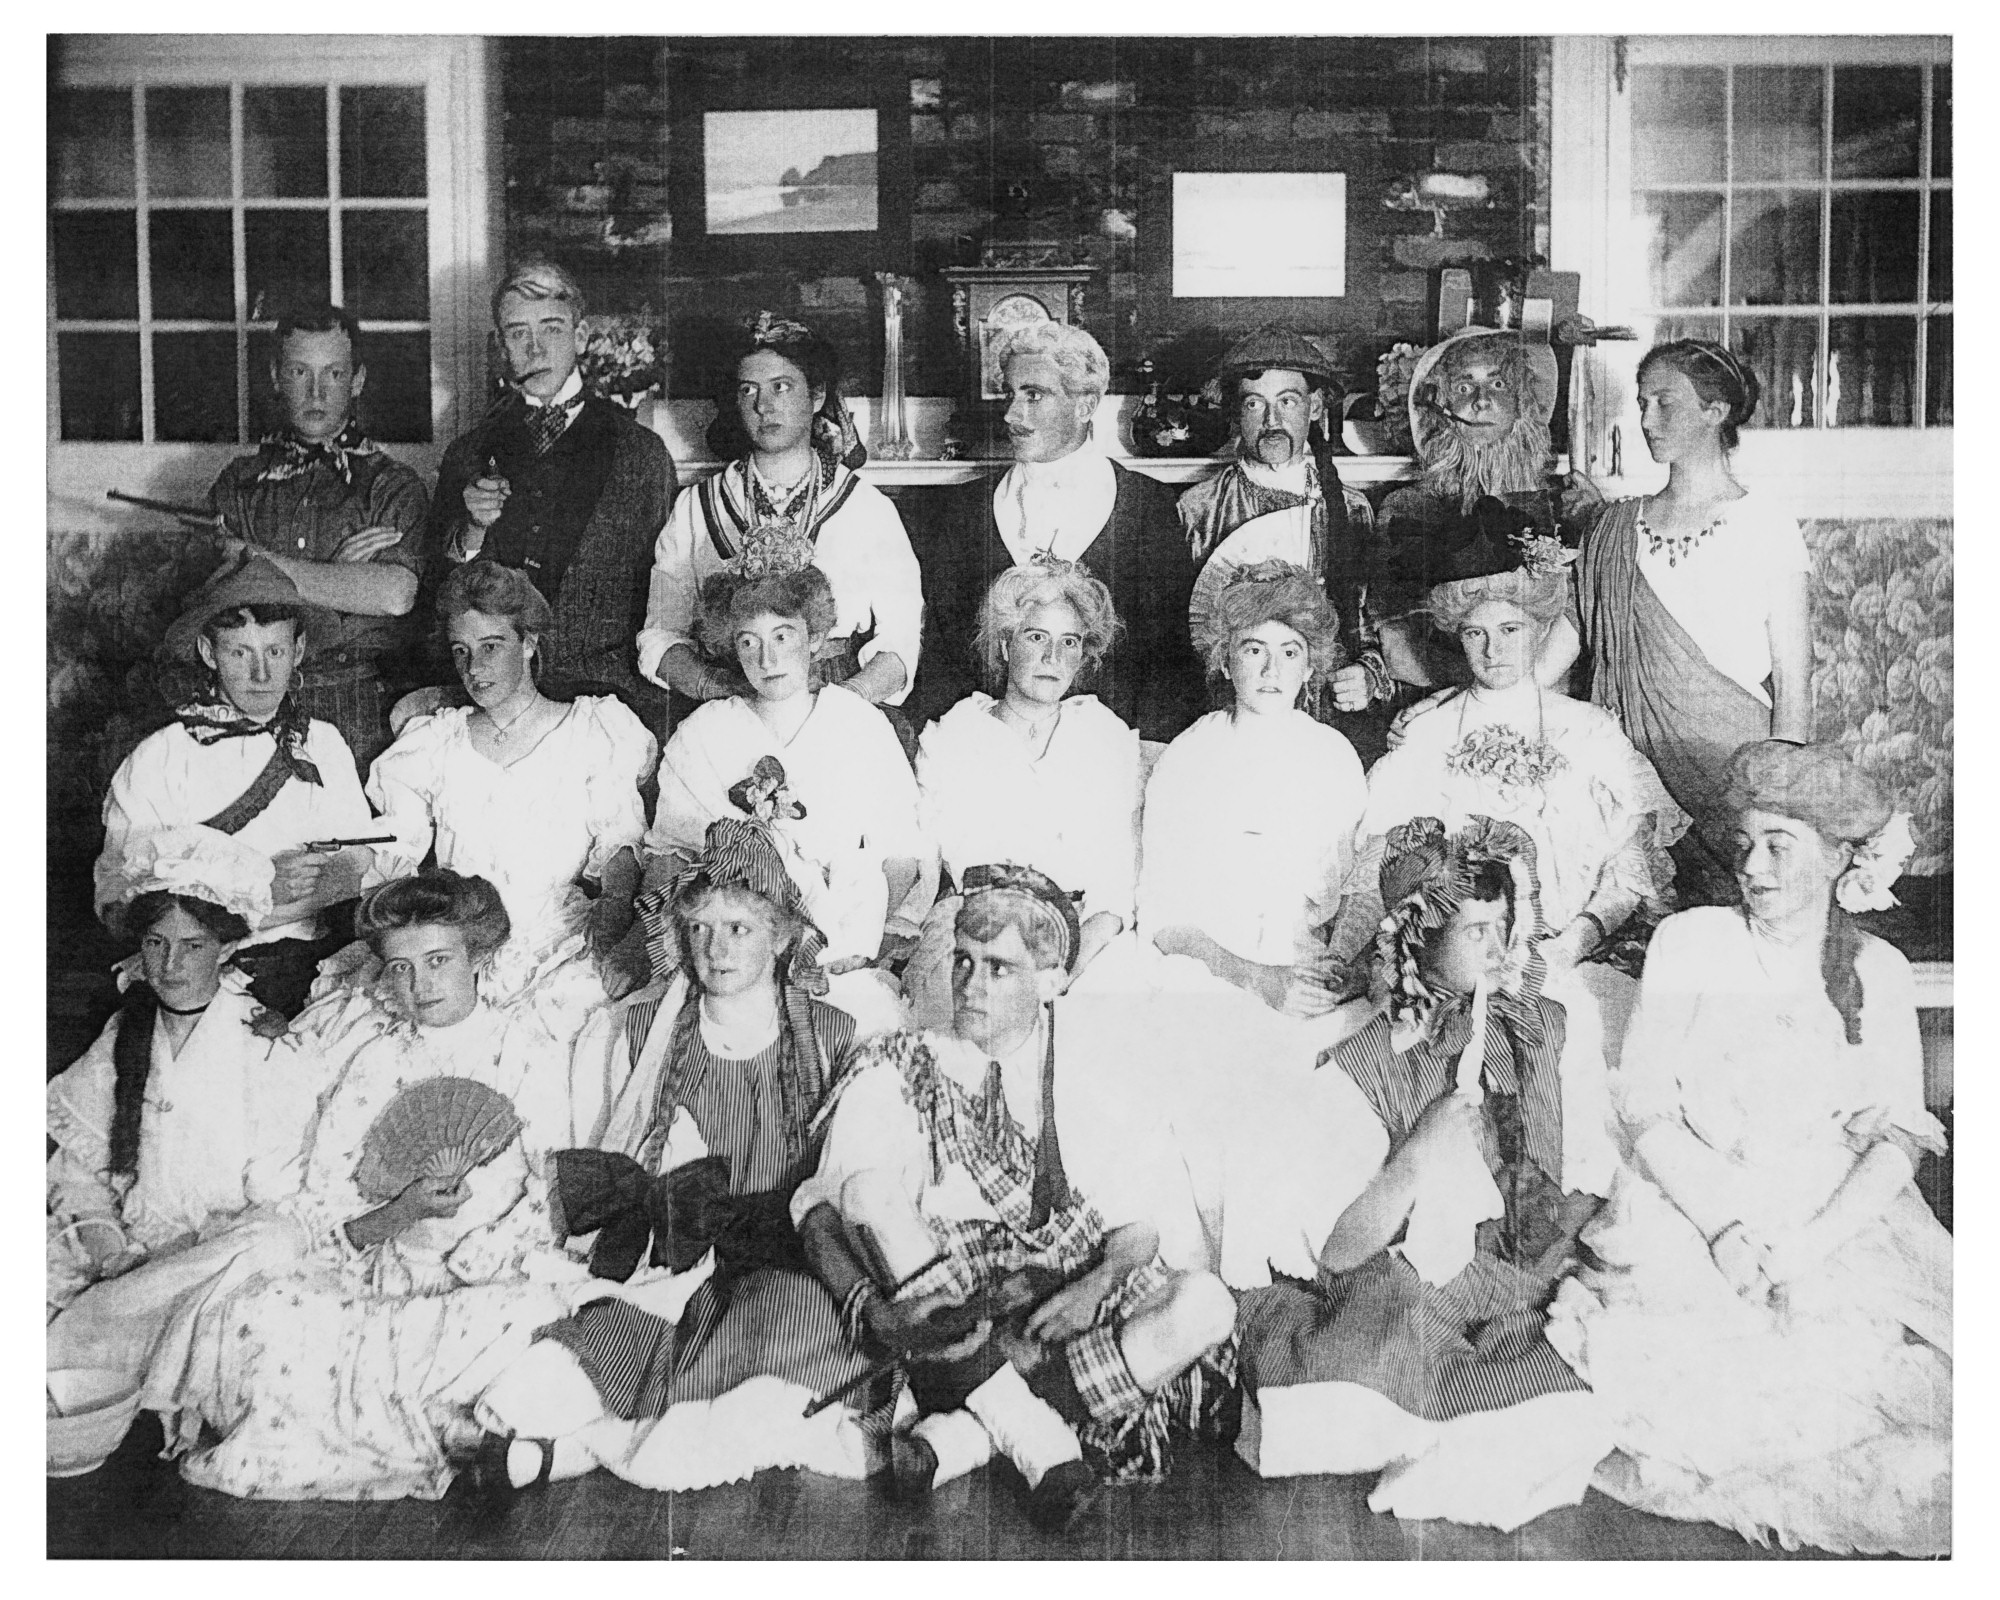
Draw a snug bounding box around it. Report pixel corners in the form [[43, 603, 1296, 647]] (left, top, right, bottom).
[[917, 692, 1140, 923], [97, 719, 377, 946], [162, 992, 589, 1501], [1356, 683, 1689, 935], [1545, 908, 1952, 1556], [45, 972, 324, 1353], [1138, 708, 1366, 970], [365, 696, 658, 1040], [650, 685, 926, 963]]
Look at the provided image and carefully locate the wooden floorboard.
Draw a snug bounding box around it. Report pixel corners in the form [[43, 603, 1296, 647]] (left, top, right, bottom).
[[49, 1412, 1877, 1561]]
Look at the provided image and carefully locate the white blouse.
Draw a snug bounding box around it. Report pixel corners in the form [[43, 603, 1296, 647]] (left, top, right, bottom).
[[1139, 709, 1367, 967], [638, 468, 924, 705], [46, 973, 321, 1255], [1633, 490, 1809, 706], [97, 719, 377, 946], [366, 697, 657, 955], [916, 693, 1140, 926], [649, 684, 926, 962]]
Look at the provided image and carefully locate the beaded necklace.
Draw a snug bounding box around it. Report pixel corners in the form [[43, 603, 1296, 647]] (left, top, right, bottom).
[[1637, 506, 1728, 569]]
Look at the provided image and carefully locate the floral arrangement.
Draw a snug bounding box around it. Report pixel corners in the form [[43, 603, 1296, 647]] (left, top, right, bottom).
[[1444, 724, 1570, 792], [1366, 342, 1420, 454], [577, 312, 667, 408], [1513, 530, 1579, 579]]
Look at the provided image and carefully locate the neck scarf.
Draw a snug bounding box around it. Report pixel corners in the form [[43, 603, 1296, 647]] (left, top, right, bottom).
[[173, 692, 323, 786], [254, 420, 381, 487]]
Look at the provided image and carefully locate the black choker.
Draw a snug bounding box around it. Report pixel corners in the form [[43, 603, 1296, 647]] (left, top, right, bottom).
[[157, 1000, 212, 1016]]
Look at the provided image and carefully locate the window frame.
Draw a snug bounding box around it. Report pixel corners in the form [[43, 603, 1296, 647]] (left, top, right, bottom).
[[48, 35, 497, 530], [1551, 34, 1951, 519]]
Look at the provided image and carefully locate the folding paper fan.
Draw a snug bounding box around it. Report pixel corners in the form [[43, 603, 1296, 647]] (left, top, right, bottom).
[[351, 1077, 524, 1204]]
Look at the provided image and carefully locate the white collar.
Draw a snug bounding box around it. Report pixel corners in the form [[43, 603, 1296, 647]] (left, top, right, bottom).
[[1236, 454, 1310, 495], [524, 368, 584, 410], [993, 433, 1117, 565]]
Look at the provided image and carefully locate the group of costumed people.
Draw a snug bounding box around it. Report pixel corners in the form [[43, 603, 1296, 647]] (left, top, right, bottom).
[[48, 267, 1947, 1556]]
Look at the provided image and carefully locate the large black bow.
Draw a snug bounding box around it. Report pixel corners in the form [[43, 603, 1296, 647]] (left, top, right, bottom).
[[548, 1148, 807, 1282]]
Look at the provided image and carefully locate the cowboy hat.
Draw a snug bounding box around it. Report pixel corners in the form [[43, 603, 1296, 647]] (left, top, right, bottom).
[[161, 551, 336, 664]]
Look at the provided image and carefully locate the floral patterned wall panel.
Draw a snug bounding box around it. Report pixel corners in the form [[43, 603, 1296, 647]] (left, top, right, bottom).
[[48, 530, 225, 849], [1804, 519, 1952, 877]]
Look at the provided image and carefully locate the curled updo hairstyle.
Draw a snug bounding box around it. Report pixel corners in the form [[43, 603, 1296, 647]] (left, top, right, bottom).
[[436, 560, 557, 660], [108, 891, 253, 1177], [1196, 560, 1345, 691], [992, 320, 1111, 404], [357, 870, 512, 965], [1639, 339, 1762, 452], [1723, 740, 1893, 1046], [696, 565, 839, 666], [975, 562, 1122, 695], [1427, 567, 1568, 635]]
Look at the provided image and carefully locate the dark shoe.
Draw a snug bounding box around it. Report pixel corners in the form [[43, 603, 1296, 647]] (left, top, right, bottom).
[[464, 1432, 553, 1515], [886, 1431, 939, 1503], [1025, 1458, 1098, 1534]]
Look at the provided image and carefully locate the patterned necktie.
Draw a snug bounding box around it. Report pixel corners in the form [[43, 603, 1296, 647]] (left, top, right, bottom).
[[527, 399, 572, 457], [981, 1059, 1009, 1142]]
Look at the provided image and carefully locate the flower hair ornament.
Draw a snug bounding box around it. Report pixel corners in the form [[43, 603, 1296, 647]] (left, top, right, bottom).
[[1372, 815, 1545, 1030], [1836, 810, 1916, 914], [746, 309, 867, 471]]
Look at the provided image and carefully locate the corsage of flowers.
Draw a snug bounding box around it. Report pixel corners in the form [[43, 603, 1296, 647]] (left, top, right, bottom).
[[1445, 724, 1571, 792]]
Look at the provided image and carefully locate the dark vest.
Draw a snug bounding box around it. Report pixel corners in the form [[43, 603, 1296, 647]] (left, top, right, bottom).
[[480, 400, 622, 599]]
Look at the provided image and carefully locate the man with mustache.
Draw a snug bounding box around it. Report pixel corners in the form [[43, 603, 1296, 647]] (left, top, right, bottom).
[[910, 322, 1205, 742], [419, 259, 679, 730], [207, 303, 429, 771], [1177, 325, 1398, 763], [1372, 328, 1588, 694]]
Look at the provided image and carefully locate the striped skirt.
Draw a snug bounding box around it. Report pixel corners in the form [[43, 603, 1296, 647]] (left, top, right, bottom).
[[1237, 1249, 1586, 1422], [537, 1265, 868, 1421]]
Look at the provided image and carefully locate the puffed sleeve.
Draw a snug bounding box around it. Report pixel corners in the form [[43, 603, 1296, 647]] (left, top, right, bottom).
[[1135, 731, 1206, 940], [854, 700, 925, 863], [789, 1041, 932, 1226], [1849, 938, 1948, 1157], [577, 697, 660, 882], [647, 706, 735, 858], [1610, 911, 1707, 1138], [46, 1016, 125, 1230], [242, 1028, 328, 1207], [283, 1033, 400, 1254], [1308, 726, 1369, 926], [364, 712, 451, 882], [844, 487, 925, 705], [1071, 704, 1141, 928], [637, 490, 705, 688], [913, 710, 973, 879], [95, 734, 178, 919]]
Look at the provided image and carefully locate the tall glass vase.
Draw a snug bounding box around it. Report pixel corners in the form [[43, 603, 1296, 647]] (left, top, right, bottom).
[[872, 271, 917, 460]]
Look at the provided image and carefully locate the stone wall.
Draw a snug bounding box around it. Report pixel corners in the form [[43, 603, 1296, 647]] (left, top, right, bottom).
[[500, 36, 1549, 402]]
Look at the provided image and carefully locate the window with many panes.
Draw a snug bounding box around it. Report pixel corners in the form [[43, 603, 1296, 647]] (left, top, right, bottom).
[[1628, 56, 1950, 429], [51, 81, 434, 443]]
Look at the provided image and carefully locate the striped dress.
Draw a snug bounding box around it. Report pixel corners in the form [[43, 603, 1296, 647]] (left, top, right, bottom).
[[1236, 995, 1592, 1421], [538, 993, 869, 1419]]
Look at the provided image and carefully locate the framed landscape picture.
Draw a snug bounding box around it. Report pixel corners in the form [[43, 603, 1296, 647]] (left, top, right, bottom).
[[668, 54, 909, 273]]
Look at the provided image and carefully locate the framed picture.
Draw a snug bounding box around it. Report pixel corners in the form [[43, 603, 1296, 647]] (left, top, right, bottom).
[[667, 56, 909, 274], [1171, 172, 1347, 298]]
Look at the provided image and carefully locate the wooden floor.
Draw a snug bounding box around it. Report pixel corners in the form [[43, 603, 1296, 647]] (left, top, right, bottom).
[[50, 1414, 1857, 1561]]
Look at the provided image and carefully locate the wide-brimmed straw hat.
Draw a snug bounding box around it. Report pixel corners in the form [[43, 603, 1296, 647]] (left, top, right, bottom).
[[1407, 326, 1559, 458]]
